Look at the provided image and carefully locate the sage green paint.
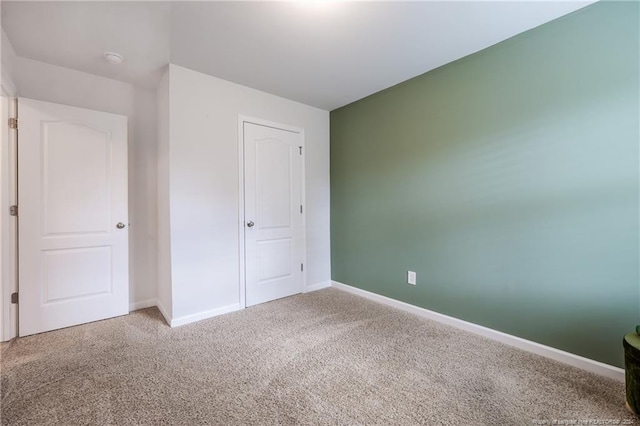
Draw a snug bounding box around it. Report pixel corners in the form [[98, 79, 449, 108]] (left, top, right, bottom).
[[330, 2, 639, 368]]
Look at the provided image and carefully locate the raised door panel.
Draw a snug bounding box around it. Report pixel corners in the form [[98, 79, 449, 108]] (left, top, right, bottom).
[[42, 122, 111, 235], [255, 140, 292, 230]]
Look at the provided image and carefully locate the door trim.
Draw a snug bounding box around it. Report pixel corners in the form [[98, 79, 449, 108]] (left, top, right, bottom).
[[237, 115, 306, 309], [1, 93, 18, 341]]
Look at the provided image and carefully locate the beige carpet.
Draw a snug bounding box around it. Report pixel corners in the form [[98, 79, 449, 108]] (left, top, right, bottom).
[[0, 288, 636, 425]]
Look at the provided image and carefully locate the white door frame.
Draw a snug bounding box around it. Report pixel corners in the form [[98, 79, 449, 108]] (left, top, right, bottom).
[[1, 91, 18, 341], [237, 115, 307, 309]]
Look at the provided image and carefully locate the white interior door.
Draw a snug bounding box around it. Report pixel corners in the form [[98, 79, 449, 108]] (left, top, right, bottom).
[[18, 98, 129, 336], [244, 121, 304, 307]]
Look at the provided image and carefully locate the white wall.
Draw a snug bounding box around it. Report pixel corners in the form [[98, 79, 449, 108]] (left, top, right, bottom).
[[1, 28, 17, 95], [11, 57, 158, 310], [130, 86, 158, 308], [156, 67, 172, 319], [167, 64, 330, 321]]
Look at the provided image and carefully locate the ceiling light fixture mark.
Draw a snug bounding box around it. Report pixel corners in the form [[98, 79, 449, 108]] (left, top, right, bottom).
[[103, 51, 124, 65]]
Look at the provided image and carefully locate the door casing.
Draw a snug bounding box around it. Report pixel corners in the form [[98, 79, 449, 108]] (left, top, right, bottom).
[[1, 92, 18, 341], [237, 115, 307, 309]]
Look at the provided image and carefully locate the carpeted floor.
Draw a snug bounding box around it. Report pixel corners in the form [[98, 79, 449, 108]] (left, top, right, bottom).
[[0, 288, 636, 425]]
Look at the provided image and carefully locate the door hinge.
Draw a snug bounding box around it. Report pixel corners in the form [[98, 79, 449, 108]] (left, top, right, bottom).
[[301, 263, 304, 272], [300, 205, 303, 214], [9, 117, 17, 130], [9, 205, 18, 217], [11, 292, 18, 304], [299, 146, 302, 155]]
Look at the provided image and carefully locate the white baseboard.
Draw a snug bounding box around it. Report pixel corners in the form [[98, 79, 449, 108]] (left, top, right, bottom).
[[155, 299, 172, 326], [331, 281, 624, 382], [170, 303, 242, 328], [129, 299, 157, 312], [304, 281, 332, 293]]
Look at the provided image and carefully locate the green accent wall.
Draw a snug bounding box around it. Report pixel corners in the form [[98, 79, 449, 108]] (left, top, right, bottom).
[[330, 1, 639, 368]]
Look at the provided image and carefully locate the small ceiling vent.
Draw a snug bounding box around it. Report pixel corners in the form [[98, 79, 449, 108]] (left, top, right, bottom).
[[103, 51, 124, 65]]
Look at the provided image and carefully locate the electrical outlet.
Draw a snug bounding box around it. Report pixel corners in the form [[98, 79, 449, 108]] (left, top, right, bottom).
[[408, 270, 416, 285]]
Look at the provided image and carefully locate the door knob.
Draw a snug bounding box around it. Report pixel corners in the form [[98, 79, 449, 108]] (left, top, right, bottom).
[[116, 222, 126, 229], [247, 221, 255, 228]]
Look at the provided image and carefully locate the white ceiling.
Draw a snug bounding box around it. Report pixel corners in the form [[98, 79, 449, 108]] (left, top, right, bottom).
[[3, 1, 594, 111], [2, 1, 171, 89]]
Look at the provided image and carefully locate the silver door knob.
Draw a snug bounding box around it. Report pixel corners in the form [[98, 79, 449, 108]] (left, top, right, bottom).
[[247, 221, 255, 228], [116, 222, 126, 229]]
